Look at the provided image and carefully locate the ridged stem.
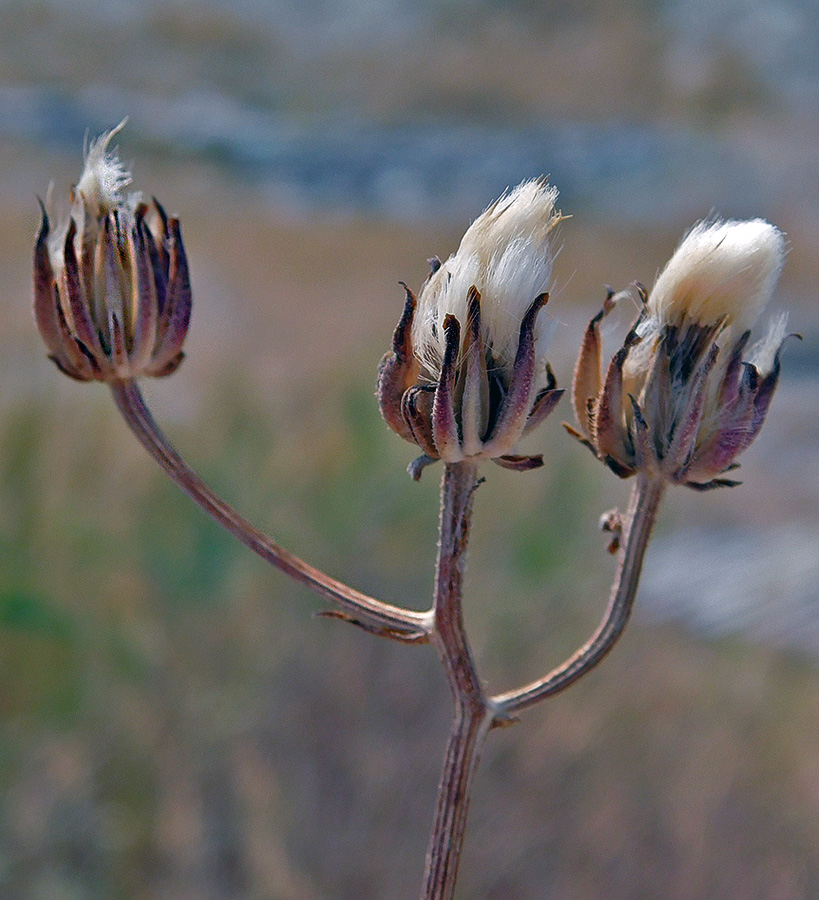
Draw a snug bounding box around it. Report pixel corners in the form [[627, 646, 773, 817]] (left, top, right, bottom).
[[422, 461, 492, 900]]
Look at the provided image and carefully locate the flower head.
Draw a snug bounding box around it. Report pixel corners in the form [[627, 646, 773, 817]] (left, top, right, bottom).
[[33, 122, 191, 382], [378, 179, 564, 478], [647, 219, 784, 334], [569, 218, 790, 489]]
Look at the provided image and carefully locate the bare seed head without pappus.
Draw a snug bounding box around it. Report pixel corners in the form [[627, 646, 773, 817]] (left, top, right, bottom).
[[569, 218, 792, 489], [33, 121, 192, 382], [378, 178, 565, 478]]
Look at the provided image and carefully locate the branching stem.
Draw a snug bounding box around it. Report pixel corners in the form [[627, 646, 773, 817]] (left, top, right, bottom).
[[110, 379, 429, 642], [112, 380, 663, 899], [421, 468, 664, 899]]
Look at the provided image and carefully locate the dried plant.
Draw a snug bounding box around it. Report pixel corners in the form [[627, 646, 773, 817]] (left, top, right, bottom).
[[33, 125, 793, 900]]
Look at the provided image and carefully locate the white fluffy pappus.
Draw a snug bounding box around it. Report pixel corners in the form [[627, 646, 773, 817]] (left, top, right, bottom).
[[47, 120, 135, 273], [412, 179, 562, 384], [648, 218, 786, 336], [73, 119, 133, 216]]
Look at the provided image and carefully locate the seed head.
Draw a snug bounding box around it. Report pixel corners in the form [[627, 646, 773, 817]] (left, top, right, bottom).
[[378, 179, 564, 477], [569, 218, 791, 489], [647, 219, 784, 335], [33, 122, 192, 382]]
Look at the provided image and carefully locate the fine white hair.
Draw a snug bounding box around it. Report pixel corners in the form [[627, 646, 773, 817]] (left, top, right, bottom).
[[413, 179, 562, 380], [648, 218, 786, 335], [73, 119, 133, 215], [47, 121, 136, 270]]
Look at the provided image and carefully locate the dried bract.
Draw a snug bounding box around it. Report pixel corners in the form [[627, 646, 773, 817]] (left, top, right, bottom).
[[378, 179, 564, 477], [33, 122, 191, 382], [569, 219, 790, 489]]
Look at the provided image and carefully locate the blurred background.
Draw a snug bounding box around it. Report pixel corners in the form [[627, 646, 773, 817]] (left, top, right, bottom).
[[2, 0, 819, 897]]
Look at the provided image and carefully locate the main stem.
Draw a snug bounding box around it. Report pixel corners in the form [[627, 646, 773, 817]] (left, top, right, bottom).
[[422, 461, 493, 900]]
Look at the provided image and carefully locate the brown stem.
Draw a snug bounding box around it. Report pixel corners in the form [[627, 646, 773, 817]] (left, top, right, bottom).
[[431, 461, 483, 700], [422, 461, 492, 900], [422, 704, 493, 900], [110, 379, 430, 642], [491, 472, 665, 718]]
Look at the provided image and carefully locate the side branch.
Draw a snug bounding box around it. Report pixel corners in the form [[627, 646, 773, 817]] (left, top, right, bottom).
[[111, 379, 430, 642], [491, 472, 664, 719]]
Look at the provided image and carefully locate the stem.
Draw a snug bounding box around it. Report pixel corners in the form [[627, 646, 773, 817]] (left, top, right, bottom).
[[422, 461, 491, 900], [111, 379, 429, 641], [492, 472, 665, 718], [432, 461, 483, 702], [422, 704, 493, 900]]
